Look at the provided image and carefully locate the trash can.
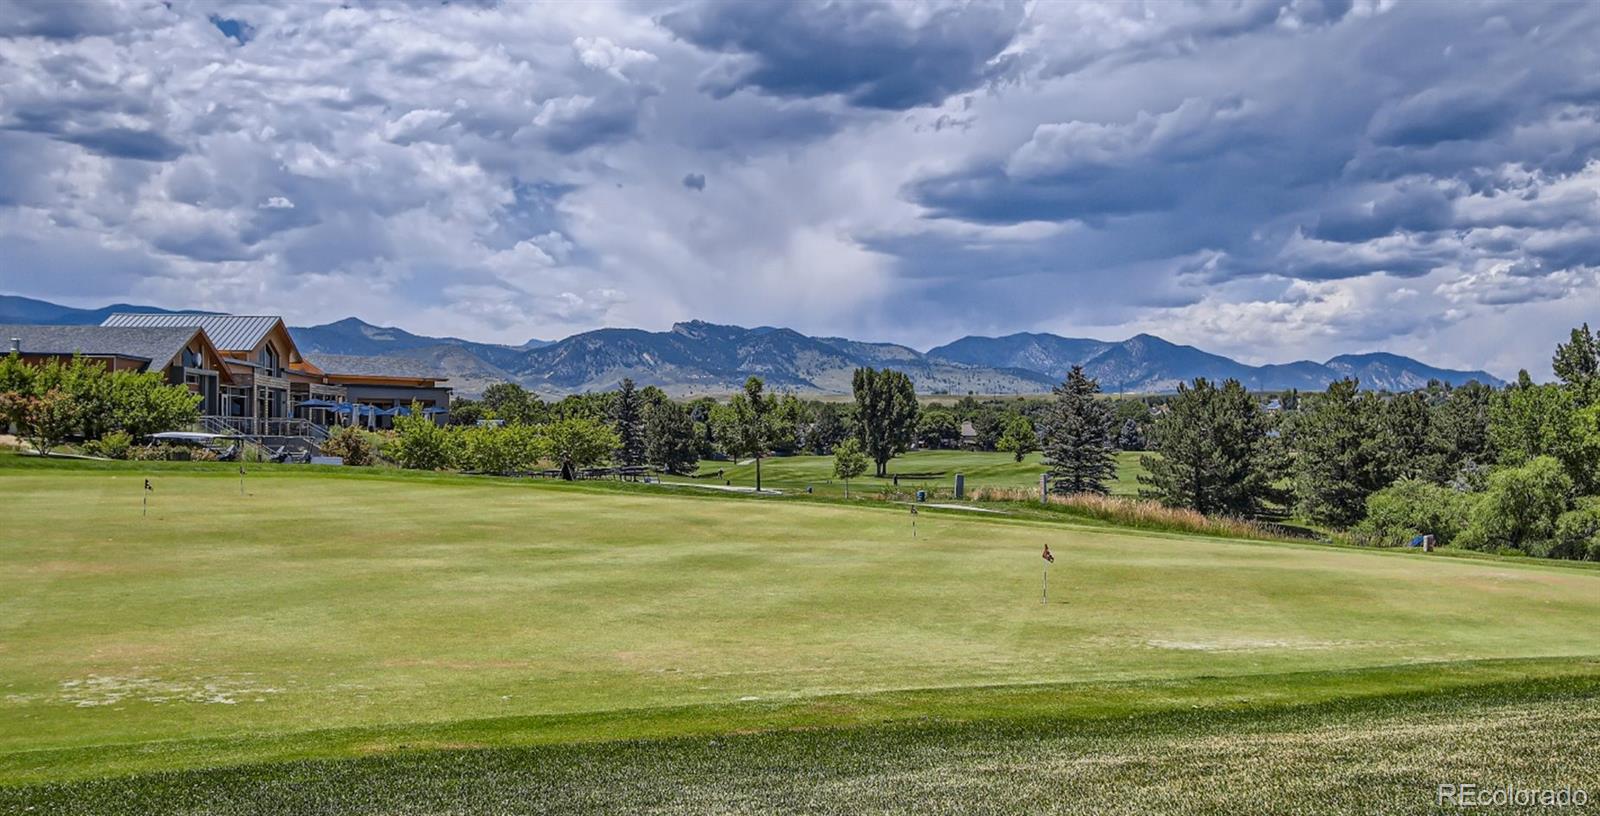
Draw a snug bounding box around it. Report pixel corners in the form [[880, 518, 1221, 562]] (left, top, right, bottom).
[[954, 473, 965, 499], [916, 490, 926, 502]]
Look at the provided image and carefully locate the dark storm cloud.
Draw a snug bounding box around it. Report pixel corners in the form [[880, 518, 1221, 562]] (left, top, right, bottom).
[[682, 173, 705, 191], [58, 127, 184, 162], [660, 0, 1026, 110], [0, 0, 138, 40]]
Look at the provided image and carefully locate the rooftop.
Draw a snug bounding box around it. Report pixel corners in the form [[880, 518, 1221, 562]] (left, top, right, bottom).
[[305, 353, 447, 381], [102, 313, 283, 352], [1, 324, 203, 369]]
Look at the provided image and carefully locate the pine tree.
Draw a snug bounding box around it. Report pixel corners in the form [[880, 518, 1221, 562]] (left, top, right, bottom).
[[1039, 366, 1115, 494], [1291, 378, 1395, 528], [1138, 378, 1269, 515], [643, 393, 699, 475], [610, 378, 647, 467], [1553, 323, 1600, 402]]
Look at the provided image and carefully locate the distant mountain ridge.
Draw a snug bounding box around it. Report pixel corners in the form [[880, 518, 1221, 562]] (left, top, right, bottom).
[[1, 294, 1503, 396], [926, 332, 1503, 393]]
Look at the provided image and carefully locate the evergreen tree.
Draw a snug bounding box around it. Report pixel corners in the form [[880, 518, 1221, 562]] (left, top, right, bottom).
[[1421, 381, 1494, 483], [1116, 418, 1146, 451], [852, 367, 919, 477], [609, 378, 647, 467], [1138, 378, 1270, 515], [1039, 366, 1115, 494], [643, 394, 699, 475], [1382, 391, 1432, 481], [1291, 378, 1395, 528], [1553, 323, 1600, 402]]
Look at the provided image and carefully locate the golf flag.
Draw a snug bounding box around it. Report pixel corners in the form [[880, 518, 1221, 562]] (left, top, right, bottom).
[[1042, 544, 1054, 563], [144, 479, 152, 492]]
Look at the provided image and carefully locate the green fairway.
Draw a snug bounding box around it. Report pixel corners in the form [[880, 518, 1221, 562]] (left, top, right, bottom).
[[692, 448, 1147, 497], [4, 456, 1600, 805]]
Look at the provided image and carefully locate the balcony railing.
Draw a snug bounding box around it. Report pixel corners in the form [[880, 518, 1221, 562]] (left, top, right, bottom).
[[199, 416, 329, 441]]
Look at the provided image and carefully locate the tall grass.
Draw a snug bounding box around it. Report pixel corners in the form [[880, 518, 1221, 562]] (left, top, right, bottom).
[[970, 486, 1295, 541]]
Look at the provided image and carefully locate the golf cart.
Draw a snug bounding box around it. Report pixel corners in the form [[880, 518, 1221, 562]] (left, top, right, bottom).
[[144, 431, 243, 460]]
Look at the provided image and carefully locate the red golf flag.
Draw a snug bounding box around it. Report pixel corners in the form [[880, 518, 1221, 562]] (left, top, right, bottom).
[[1042, 544, 1054, 563]]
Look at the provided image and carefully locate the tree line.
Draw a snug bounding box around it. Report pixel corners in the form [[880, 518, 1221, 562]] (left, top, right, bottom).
[[1007, 325, 1599, 562], [0, 354, 202, 456]]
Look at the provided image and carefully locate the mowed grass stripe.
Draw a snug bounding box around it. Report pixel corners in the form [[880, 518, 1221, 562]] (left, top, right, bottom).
[[4, 668, 1598, 815]]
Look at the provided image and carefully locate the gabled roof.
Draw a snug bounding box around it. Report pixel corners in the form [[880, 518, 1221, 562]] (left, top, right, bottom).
[[1, 324, 204, 369], [304, 353, 447, 381], [102, 313, 284, 352]]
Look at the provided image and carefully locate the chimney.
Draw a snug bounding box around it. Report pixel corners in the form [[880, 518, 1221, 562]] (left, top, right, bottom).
[[8, 337, 18, 354]]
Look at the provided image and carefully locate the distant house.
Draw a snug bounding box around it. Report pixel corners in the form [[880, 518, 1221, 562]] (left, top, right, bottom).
[[102, 313, 450, 433], [2, 323, 235, 415], [4, 313, 451, 448], [959, 420, 979, 449], [1264, 398, 1283, 412]]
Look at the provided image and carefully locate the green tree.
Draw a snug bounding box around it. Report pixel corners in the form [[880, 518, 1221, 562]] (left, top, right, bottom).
[[1457, 456, 1573, 554], [804, 402, 848, 454], [1292, 379, 1395, 528], [1039, 366, 1115, 494], [644, 394, 700, 474], [448, 398, 487, 426], [480, 382, 541, 424], [1489, 378, 1593, 492], [107, 370, 202, 438], [457, 423, 541, 474], [610, 378, 647, 466], [389, 409, 457, 470], [0, 352, 35, 430], [832, 437, 868, 498], [769, 394, 811, 455], [1552, 323, 1600, 402], [541, 415, 620, 480], [852, 367, 919, 477], [1351, 479, 1475, 547], [995, 415, 1037, 462], [1382, 391, 1432, 481], [1138, 378, 1272, 515], [19, 387, 81, 456], [1420, 381, 1494, 483], [916, 407, 960, 449], [716, 377, 777, 491]]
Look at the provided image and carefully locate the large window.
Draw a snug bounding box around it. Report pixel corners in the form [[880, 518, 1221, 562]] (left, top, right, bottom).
[[259, 344, 280, 376]]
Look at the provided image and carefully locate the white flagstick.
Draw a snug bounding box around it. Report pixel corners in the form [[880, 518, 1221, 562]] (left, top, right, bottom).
[[1041, 563, 1048, 604], [239, 465, 245, 496]]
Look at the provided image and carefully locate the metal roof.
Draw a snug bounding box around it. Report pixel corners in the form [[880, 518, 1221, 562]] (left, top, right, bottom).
[[102, 313, 282, 352], [306, 353, 447, 380], [1, 324, 202, 369]]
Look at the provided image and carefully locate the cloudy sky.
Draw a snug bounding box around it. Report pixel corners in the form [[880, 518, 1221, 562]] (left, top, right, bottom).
[[2, 0, 1598, 377]]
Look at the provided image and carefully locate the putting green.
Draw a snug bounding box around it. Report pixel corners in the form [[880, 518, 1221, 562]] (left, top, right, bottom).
[[3, 458, 1600, 784]]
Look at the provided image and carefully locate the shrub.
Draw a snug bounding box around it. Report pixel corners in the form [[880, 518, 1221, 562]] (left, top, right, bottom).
[[1457, 456, 1573, 554], [1552, 499, 1600, 561], [389, 411, 457, 470], [457, 423, 541, 474], [322, 426, 377, 466], [1351, 479, 1474, 547], [129, 443, 215, 461], [95, 430, 134, 460]]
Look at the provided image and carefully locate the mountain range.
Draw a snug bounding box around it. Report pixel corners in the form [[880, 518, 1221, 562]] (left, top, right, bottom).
[[0, 294, 1503, 396]]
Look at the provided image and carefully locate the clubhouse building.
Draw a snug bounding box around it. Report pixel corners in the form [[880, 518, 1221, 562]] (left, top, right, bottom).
[[3, 313, 451, 440]]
